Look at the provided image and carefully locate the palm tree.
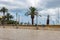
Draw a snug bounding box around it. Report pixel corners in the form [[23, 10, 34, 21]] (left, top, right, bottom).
[[0, 7, 8, 25], [25, 7, 37, 25], [5, 13, 13, 21], [0, 7, 8, 16], [47, 15, 49, 25]]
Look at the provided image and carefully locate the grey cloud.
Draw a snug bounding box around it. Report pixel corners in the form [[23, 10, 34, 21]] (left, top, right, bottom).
[[45, 0, 60, 8], [0, 0, 60, 12]]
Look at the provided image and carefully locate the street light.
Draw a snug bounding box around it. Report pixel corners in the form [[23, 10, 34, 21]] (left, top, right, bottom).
[[16, 12, 18, 29], [18, 15, 20, 24], [57, 8, 59, 25], [35, 12, 41, 30]]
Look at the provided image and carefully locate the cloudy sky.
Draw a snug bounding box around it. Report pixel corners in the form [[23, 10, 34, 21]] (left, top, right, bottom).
[[0, 0, 60, 25]]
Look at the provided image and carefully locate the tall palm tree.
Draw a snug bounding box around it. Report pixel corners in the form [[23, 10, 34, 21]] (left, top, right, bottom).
[[47, 15, 49, 25], [0, 7, 8, 25], [0, 7, 8, 16], [0, 7, 8, 28], [25, 7, 37, 25], [5, 13, 13, 21], [5, 13, 13, 24]]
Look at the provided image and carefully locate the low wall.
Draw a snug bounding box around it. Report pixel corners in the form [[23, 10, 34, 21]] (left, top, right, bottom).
[[0, 25, 60, 30]]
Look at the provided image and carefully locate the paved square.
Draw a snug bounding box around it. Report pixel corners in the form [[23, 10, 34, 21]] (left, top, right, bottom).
[[0, 28, 60, 40]]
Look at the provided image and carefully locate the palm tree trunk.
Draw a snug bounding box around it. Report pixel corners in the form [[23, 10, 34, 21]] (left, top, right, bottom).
[[47, 19, 49, 25], [3, 12, 5, 28], [47, 15, 49, 25], [31, 18, 34, 25]]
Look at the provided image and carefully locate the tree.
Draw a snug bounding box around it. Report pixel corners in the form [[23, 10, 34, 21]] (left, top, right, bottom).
[[0, 7, 8, 25], [25, 7, 37, 25], [20, 22, 23, 25], [0, 17, 2, 25], [0, 7, 8, 16], [5, 13, 13, 21], [5, 13, 13, 24], [47, 15, 49, 25], [4, 13, 19, 24]]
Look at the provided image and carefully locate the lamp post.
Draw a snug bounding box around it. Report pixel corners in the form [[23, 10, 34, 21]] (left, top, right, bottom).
[[16, 12, 18, 29], [36, 14, 38, 25], [57, 8, 59, 25], [35, 11, 39, 30], [36, 13, 41, 30], [18, 15, 20, 24]]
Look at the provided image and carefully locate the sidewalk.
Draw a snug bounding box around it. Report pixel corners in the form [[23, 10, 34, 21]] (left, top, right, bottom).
[[0, 28, 60, 40]]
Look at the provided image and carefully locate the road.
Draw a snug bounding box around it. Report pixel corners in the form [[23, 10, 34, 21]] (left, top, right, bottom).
[[0, 28, 60, 40]]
